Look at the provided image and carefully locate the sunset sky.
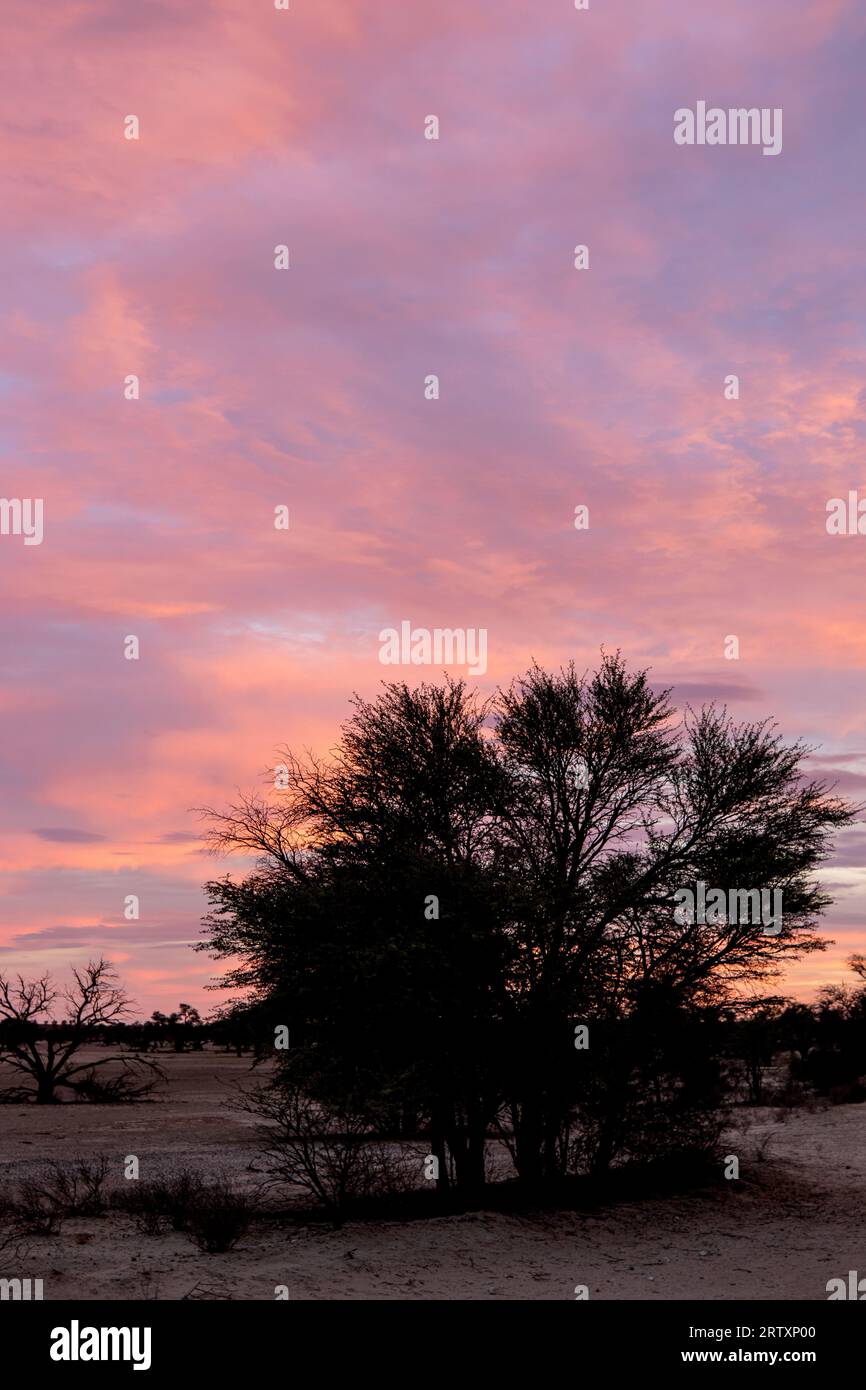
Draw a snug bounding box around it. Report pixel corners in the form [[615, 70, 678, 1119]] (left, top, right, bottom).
[[2, 0, 865, 1015]]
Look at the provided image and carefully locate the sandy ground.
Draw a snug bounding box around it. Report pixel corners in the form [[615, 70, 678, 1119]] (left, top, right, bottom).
[[1, 1050, 863, 1300]]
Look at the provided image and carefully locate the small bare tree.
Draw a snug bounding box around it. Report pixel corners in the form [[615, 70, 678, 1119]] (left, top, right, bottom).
[[0, 959, 163, 1104]]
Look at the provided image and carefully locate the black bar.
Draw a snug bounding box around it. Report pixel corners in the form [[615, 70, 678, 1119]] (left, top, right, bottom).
[[3, 1299, 856, 1378]]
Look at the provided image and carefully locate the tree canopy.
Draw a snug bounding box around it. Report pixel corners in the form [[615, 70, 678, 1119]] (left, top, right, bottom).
[[197, 654, 856, 1193]]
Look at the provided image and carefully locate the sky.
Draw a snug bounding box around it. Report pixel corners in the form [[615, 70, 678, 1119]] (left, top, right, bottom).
[[1, 0, 865, 1017]]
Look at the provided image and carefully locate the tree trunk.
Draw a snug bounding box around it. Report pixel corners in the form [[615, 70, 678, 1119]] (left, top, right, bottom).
[[35, 1076, 57, 1104], [430, 1101, 450, 1193], [454, 1105, 487, 1196], [514, 1101, 544, 1187], [543, 1114, 564, 1181]]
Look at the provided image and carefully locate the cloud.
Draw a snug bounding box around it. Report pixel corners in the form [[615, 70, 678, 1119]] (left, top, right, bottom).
[[1, 0, 864, 1011], [661, 681, 765, 703], [0, 920, 197, 953], [32, 828, 106, 844]]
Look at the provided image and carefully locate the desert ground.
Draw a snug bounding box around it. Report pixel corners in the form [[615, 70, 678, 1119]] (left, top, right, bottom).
[[1, 1050, 863, 1301]]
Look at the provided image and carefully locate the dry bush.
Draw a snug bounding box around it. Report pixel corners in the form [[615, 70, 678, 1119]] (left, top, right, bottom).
[[25, 1155, 112, 1216], [116, 1168, 254, 1251], [240, 1082, 421, 1220], [14, 1181, 64, 1235], [185, 1180, 254, 1254], [115, 1168, 206, 1235], [14, 1156, 112, 1232], [0, 1205, 30, 1274], [68, 1068, 161, 1104]]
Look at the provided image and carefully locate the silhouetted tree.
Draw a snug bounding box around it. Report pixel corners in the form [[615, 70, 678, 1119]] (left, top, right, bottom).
[[199, 679, 507, 1194], [791, 956, 866, 1101], [0, 959, 162, 1103], [149, 1003, 203, 1052], [198, 656, 856, 1195], [493, 660, 853, 1180]]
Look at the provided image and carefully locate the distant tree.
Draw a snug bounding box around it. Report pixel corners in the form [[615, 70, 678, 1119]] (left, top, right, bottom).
[[727, 999, 788, 1104], [776, 1001, 817, 1061], [0, 959, 162, 1104], [793, 956, 866, 1101], [149, 1003, 203, 1052], [849, 953, 866, 983]]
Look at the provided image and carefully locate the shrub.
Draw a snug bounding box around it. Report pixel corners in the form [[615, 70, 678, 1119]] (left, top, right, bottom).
[[185, 1180, 254, 1254], [115, 1187, 166, 1236], [115, 1169, 205, 1234], [115, 1169, 253, 1250], [35, 1156, 111, 1216], [0, 1206, 30, 1272], [14, 1156, 111, 1230], [240, 1082, 420, 1220], [15, 1181, 64, 1234], [68, 1070, 159, 1104]]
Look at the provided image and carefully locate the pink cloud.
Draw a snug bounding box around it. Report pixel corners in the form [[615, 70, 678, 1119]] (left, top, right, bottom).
[[1, 0, 864, 1011]]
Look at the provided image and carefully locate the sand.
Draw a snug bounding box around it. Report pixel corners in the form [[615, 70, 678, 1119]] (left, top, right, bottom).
[[1, 1050, 863, 1300]]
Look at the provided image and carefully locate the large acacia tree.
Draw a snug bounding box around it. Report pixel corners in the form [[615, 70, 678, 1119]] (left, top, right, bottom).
[[198, 655, 855, 1193], [200, 680, 509, 1192], [492, 661, 852, 1180]]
